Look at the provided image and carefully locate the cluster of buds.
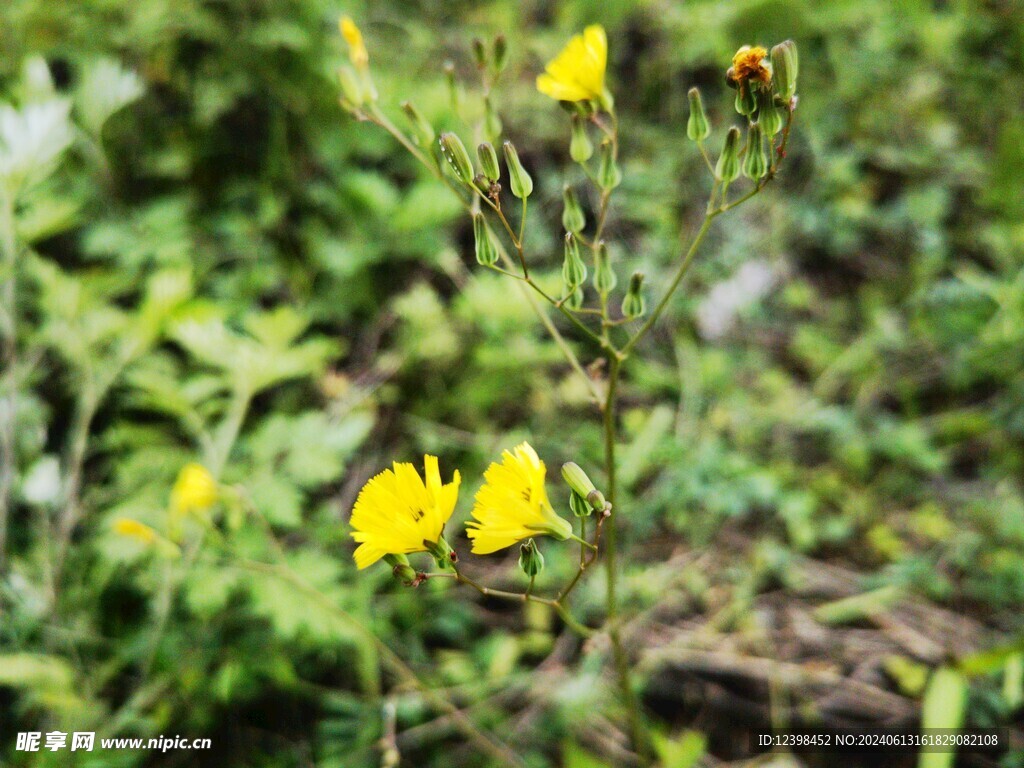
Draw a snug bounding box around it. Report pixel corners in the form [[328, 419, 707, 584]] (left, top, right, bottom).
[[439, 132, 533, 203], [688, 40, 799, 189]]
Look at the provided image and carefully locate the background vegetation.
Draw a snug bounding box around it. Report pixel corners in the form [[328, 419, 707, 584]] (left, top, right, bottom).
[[1, 0, 1022, 766]]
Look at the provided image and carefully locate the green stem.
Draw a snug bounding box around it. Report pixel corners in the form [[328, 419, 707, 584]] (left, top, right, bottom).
[[0, 186, 16, 572], [525, 277, 605, 347], [601, 355, 649, 759], [452, 567, 594, 638], [622, 214, 715, 356], [518, 196, 528, 248], [569, 533, 596, 551], [367, 105, 603, 403], [49, 390, 99, 599], [210, 387, 252, 478]]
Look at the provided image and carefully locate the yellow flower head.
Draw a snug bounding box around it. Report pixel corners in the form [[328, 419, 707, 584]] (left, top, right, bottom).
[[729, 45, 772, 85], [536, 25, 608, 104], [350, 455, 461, 570], [170, 462, 218, 516], [340, 16, 369, 69], [113, 518, 158, 544], [467, 442, 573, 555]]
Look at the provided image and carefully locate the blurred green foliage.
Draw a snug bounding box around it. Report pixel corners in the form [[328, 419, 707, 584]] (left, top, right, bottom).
[[0, 0, 1023, 766]]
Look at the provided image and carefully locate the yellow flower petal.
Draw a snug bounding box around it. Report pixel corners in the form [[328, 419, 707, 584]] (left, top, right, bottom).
[[536, 25, 608, 103], [349, 455, 460, 569], [113, 518, 157, 544], [340, 16, 369, 69], [170, 462, 218, 516], [466, 442, 573, 555]]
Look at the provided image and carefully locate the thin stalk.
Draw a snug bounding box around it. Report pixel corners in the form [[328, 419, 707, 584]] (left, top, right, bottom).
[[579, 516, 587, 567], [697, 142, 715, 175], [601, 355, 643, 742], [622, 215, 714, 356], [50, 390, 99, 595], [210, 387, 252, 478], [524, 277, 605, 346], [0, 186, 17, 571], [452, 566, 594, 638], [517, 196, 528, 247], [556, 507, 607, 603]]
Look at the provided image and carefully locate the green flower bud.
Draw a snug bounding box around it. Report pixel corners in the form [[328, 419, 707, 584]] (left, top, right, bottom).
[[735, 82, 758, 117], [338, 65, 364, 107], [359, 70, 378, 103], [502, 141, 533, 199], [597, 140, 622, 190], [472, 38, 487, 68], [758, 90, 784, 136], [771, 40, 798, 101], [562, 233, 587, 289], [443, 61, 461, 112], [715, 126, 741, 183], [621, 271, 646, 319], [484, 97, 502, 142], [478, 142, 500, 181], [743, 122, 767, 180], [383, 553, 418, 585], [493, 35, 509, 73], [401, 101, 435, 147], [565, 462, 598, 505], [570, 116, 593, 162], [569, 490, 591, 518], [593, 241, 617, 296], [686, 87, 710, 142], [439, 132, 474, 183], [518, 538, 544, 577], [565, 286, 585, 310], [473, 214, 498, 266], [562, 185, 586, 233]]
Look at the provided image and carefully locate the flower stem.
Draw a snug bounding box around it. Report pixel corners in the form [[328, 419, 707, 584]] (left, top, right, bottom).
[[451, 566, 594, 638], [569, 533, 597, 551], [601, 354, 650, 760], [0, 186, 17, 573]]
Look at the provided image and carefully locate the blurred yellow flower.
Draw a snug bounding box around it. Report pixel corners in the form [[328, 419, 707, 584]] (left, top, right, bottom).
[[467, 442, 573, 554], [170, 462, 218, 516], [350, 455, 461, 569], [340, 16, 369, 69], [536, 25, 608, 104], [729, 45, 771, 85], [113, 518, 158, 544]]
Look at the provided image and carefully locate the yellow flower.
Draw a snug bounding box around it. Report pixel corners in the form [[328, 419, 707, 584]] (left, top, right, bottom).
[[467, 442, 573, 554], [729, 45, 772, 85], [536, 25, 608, 104], [340, 16, 369, 69], [113, 518, 158, 544], [170, 462, 218, 516], [350, 455, 461, 570]]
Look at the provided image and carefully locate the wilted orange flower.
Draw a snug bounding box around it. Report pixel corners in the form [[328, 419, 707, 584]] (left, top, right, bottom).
[[730, 45, 771, 84]]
